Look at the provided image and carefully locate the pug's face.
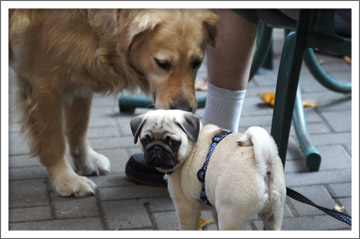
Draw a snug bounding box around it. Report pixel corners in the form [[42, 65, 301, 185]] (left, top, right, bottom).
[[130, 110, 200, 173]]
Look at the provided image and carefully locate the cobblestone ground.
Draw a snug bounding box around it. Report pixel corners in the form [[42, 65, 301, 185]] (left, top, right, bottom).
[[8, 30, 353, 232]]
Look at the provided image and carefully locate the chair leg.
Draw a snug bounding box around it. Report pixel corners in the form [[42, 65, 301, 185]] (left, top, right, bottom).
[[270, 31, 306, 167], [293, 82, 322, 171], [249, 22, 273, 80], [304, 48, 351, 93]]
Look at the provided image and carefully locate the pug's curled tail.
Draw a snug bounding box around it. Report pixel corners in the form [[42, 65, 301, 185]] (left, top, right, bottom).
[[236, 126, 279, 177]]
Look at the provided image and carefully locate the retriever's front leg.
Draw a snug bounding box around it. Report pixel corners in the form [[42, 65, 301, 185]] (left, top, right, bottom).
[[64, 94, 110, 176]]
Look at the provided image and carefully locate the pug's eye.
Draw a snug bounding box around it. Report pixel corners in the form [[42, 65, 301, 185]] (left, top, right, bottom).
[[154, 58, 171, 71], [140, 135, 152, 148], [165, 136, 181, 151]]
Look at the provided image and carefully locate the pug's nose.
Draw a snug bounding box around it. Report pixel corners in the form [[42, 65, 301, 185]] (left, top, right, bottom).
[[152, 145, 162, 154], [171, 101, 193, 112]]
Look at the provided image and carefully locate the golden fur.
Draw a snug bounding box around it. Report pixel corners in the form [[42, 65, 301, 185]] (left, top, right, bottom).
[[9, 9, 218, 197]]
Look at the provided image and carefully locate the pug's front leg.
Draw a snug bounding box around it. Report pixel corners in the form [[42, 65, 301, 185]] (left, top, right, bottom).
[[175, 199, 201, 230]]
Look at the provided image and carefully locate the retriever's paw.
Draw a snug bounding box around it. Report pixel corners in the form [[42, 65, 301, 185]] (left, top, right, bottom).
[[49, 160, 98, 197], [76, 147, 110, 176]]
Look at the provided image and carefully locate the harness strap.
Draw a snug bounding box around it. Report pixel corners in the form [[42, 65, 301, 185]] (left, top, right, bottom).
[[197, 130, 232, 206], [197, 129, 352, 226]]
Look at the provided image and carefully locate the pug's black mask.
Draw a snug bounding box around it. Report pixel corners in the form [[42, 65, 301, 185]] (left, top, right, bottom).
[[144, 144, 177, 169]]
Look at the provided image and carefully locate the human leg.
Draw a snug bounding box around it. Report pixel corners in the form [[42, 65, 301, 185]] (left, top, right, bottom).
[[202, 9, 258, 132]]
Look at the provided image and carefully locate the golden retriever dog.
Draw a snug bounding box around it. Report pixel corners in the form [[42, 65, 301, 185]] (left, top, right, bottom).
[[9, 9, 218, 197]]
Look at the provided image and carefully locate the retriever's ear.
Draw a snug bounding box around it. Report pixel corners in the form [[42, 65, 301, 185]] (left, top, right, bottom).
[[176, 112, 201, 142], [116, 10, 163, 53], [202, 10, 219, 47], [130, 114, 147, 144]]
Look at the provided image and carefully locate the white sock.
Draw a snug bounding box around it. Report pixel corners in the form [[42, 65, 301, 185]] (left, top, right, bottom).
[[201, 83, 246, 132]]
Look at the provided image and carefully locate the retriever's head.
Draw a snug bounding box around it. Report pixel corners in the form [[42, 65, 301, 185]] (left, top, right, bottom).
[[117, 9, 218, 112]]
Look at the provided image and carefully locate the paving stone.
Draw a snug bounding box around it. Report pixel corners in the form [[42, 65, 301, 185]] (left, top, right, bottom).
[[305, 92, 351, 112], [253, 214, 351, 230], [316, 145, 351, 171], [292, 122, 331, 136], [147, 197, 175, 213], [242, 86, 277, 98], [310, 132, 351, 146], [128, 147, 143, 156], [89, 136, 135, 150], [9, 133, 30, 156], [53, 197, 99, 219], [288, 185, 336, 217], [10, 217, 103, 230], [115, 117, 133, 136], [9, 123, 21, 133], [152, 211, 179, 230], [284, 159, 309, 174], [9, 166, 48, 180], [300, 78, 333, 93], [329, 183, 352, 198], [88, 115, 116, 128], [338, 197, 351, 216], [102, 200, 152, 230], [100, 185, 169, 201], [87, 127, 119, 139], [285, 168, 351, 187], [90, 173, 136, 188], [286, 136, 306, 161], [9, 180, 49, 208], [9, 155, 41, 168], [203, 223, 218, 230], [97, 148, 129, 174], [242, 97, 274, 116], [240, 115, 273, 127], [92, 95, 119, 107], [344, 144, 351, 156], [9, 206, 52, 223], [321, 111, 351, 132]]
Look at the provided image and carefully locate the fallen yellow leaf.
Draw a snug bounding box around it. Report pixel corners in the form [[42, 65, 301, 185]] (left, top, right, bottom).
[[260, 91, 318, 108], [344, 56, 351, 64], [260, 91, 276, 106]]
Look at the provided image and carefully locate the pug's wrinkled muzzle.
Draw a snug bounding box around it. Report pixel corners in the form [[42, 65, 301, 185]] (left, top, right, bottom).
[[144, 145, 176, 169]]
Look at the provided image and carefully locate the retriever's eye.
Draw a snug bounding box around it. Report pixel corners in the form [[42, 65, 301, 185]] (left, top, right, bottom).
[[192, 59, 202, 69], [154, 58, 171, 71]]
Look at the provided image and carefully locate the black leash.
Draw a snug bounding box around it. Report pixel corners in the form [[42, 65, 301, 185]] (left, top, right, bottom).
[[286, 187, 351, 226], [198, 130, 352, 226]]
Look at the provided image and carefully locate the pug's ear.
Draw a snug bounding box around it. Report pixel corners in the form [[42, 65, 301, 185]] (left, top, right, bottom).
[[176, 112, 201, 142], [130, 115, 147, 144]]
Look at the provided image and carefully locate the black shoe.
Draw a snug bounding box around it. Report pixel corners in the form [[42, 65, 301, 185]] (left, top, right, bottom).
[[125, 153, 167, 186]]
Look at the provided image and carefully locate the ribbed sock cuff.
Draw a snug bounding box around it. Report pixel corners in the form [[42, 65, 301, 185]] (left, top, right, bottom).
[[202, 83, 246, 132]]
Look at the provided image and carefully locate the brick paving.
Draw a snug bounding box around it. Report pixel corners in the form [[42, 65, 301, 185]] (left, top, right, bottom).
[[7, 29, 353, 231]]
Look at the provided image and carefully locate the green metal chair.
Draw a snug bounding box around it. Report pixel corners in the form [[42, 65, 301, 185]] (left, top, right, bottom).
[[271, 9, 351, 170]]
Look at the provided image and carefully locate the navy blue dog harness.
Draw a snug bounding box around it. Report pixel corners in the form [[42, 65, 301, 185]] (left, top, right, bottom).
[[197, 130, 232, 206]]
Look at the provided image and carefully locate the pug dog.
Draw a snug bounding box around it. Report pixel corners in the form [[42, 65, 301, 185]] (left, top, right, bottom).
[[130, 109, 286, 230]]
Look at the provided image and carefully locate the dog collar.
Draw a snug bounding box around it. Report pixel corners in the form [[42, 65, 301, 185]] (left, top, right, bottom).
[[197, 130, 232, 206]]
